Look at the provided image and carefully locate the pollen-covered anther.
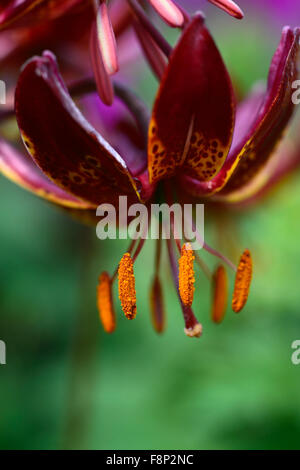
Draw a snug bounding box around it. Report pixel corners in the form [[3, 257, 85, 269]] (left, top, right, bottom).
[[179, 243, 195, 306], [232, 249, 253, 313], [118, 253, 137, 320], [211, 265, 228, 324], [97, 272, 116, 333]]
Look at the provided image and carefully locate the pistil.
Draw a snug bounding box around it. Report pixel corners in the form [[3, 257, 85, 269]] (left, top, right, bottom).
[[166, 238, 202, 338]]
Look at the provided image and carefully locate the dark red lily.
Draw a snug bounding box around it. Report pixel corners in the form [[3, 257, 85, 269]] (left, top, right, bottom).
[[0, 13, 299, 336]]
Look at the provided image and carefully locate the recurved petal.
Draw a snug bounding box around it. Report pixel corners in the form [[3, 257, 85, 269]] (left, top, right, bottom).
[[0, 138, 91, 208], [183, 27, 300, 198], [220, 27, 300, 195], [15, 51, 143, 206], [215, 136, 300, 205], [148, 13, 235, 184]]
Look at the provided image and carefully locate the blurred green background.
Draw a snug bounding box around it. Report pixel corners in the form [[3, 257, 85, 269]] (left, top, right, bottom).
[[0, 1, 300, 450]]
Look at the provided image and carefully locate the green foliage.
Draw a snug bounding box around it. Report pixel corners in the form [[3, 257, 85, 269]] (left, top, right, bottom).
[[0, 11, 300, 450]]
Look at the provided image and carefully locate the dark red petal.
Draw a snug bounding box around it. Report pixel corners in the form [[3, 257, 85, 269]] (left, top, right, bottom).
[[148, 13, 235, 184], [0, 138, 91, 208], [15, 51, 142, 206], [0, 0, 82, 30], [182, 27, 300, 198]]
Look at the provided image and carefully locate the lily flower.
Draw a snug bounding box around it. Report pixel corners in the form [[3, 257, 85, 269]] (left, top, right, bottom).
[[0, 13, 299, 337]]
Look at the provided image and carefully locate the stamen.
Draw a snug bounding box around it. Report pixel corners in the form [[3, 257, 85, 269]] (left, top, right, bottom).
[[150, 275, 165, 333], [207, 0, 244, 20], [179, 243, 195, 307], [166, 238, 202, 337], [94, 0, 119, 75], [111, 238, 137, 283], [211, 265, 228, 324], [232, 249, 253, 313], [97, 272, 116, 333], [148, 0, 185, 27], [118, 253, 137, 319]]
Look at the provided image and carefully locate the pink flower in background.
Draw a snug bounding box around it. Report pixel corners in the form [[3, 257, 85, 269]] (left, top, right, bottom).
[[259, 0, 300, 26]]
